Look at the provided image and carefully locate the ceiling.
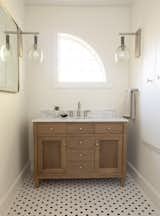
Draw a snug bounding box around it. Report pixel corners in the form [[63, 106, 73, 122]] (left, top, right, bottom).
[[25, 0, 134, 6]]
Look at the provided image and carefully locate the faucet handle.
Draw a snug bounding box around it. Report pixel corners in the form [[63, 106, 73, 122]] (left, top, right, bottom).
[[84, 110, 91, 118], [68, 110, 74, 117]]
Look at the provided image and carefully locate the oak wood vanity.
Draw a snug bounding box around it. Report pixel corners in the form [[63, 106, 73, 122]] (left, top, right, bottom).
[[33, 119, 128, 187]]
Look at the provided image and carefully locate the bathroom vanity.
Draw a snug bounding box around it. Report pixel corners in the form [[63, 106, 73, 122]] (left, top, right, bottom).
[[33, 118, 128, 187]]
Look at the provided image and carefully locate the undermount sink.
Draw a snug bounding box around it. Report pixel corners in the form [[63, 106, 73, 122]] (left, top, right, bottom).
[[37, 109, 128, 122]]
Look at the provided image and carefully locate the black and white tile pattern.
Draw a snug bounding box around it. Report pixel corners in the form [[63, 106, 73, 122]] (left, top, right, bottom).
[[7, 174, 159, 216]]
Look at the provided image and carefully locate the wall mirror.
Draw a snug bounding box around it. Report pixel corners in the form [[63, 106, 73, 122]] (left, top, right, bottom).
[[0, 6, 19, 93]]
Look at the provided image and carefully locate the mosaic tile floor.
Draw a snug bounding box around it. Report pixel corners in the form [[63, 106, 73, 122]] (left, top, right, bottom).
[[7, 174, 159, 216]]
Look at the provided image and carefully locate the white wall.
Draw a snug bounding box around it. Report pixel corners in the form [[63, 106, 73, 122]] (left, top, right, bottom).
[[128, 0, 160, 208], [0, 0, 24, 28], [0, 0, 28, 215], [25, 5, 130, 168]]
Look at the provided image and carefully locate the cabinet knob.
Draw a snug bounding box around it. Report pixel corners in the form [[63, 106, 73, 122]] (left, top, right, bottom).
[[79, 166, 83, 169], [50, 127, 54, 131], [80, 141, 83, 144], [79, 153, 83, 157], [104, 127, 111, 130], [96, 142, 99, 146], [79, 128, 83, 130]]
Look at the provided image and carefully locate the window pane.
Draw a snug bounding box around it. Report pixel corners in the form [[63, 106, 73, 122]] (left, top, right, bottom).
[[57, 33, 107, 83]]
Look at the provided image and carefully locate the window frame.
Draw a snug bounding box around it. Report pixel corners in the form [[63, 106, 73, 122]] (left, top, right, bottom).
[[53, 33, 112, 89]]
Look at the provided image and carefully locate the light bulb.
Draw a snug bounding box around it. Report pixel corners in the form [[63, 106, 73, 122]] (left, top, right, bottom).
[[115, 46, 130, 62], [28, 47, 43, 63], [115, 36, 130, 63], [28, 35, 43, 63], [0, 35, 12, 62]]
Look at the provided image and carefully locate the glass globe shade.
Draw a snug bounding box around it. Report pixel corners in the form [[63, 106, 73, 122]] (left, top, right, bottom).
[[115, 46, 130, 63], [28, 47, 44, 63], [0, 44, 12, 62]]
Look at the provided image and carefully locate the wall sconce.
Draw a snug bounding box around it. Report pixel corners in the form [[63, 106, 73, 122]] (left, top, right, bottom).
[[115, 29, 142, 62], [28, 35, 43, 63], [0, 29, 43, 63]]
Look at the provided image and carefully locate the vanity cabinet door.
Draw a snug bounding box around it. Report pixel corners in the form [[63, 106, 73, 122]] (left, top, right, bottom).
[[37, 136, 66, 174], [95, 135, 123, 175]]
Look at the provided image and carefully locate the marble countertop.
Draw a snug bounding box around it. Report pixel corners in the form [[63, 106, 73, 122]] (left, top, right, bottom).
[[32, 117, 128, 123]]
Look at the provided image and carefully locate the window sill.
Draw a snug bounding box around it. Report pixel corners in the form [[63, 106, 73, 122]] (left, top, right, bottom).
[[53, 82, 112, 89]]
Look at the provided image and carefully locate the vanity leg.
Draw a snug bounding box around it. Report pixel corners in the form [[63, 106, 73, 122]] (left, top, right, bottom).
[[35, 178, 40, 188], [120, 178, 125, 187]]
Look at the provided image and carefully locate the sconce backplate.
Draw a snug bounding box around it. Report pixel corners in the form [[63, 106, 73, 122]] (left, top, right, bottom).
[[135, 29, 141, 58]]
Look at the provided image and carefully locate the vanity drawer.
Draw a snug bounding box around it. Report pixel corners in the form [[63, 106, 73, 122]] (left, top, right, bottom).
[[36, 123, 66, 135], [66, 137, 94, 149], [67, 150, 94, 161], [67, 161, 94, 171], [95, 123, 123, 134], [67, 123, 94, 134]]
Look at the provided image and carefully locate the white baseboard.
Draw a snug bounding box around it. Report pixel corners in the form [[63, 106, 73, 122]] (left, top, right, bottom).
[[128, 161, 160, 210], [0, 161, 29, 216]]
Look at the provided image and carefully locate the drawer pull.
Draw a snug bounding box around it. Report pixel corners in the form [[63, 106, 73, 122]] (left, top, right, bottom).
[[104, 127, 111, 130], [80, 141, 83, 144], [79, 128, 83, 130], [79, 154, 83, 157], [50, 128, 54, 131], [96, 143, 99, 146], [79, 166, 83, 169]]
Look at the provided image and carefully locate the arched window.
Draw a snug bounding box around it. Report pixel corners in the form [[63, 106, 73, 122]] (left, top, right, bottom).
[[56, 33, 107, 87]]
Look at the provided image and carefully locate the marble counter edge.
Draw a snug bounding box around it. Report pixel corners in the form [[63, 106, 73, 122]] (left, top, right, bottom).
[[32, 118, 128, 123]]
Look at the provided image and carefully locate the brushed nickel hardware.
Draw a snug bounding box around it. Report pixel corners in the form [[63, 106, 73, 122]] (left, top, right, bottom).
[[115, 29, 142, 62], [5, 31, 40, 35], [123, 88, 139, 120], [6, 34, 10, 50], [147, 79, 153, 83], [120, 29, 141, 57], [79, 166, 82, 169], [77, 101, 81, 117], [79, 154, 83, 157], [4, 30, 43, 62], [79, 128, 83, 130], [80, 141, 83, 144], [84, 110, 91, 118], [68, 110, 74, 117], [67, 102, 90, 119]]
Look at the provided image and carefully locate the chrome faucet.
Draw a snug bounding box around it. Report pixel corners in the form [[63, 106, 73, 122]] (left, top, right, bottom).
[[77, 101, 81, 117]]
